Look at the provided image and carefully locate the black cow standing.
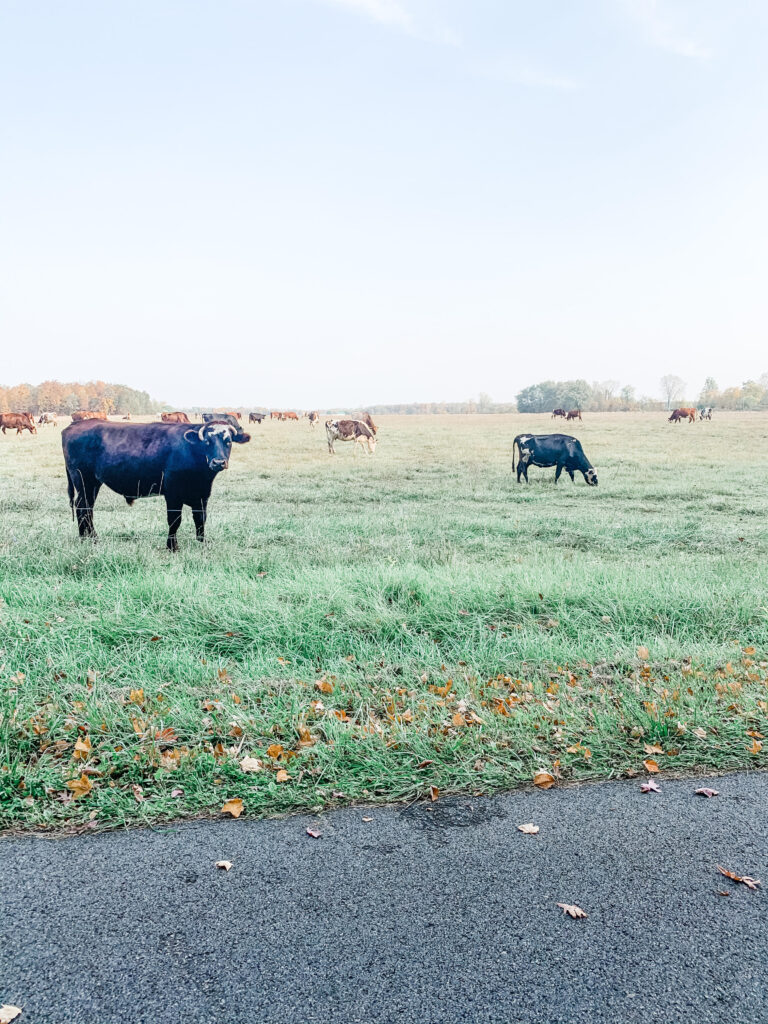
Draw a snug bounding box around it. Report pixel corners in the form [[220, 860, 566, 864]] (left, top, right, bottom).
[[512, 433, 598, 486], [62, 419, 251, 550]]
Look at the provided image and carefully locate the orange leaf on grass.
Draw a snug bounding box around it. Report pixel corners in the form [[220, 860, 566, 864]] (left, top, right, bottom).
[[221, 798, 244, 818]]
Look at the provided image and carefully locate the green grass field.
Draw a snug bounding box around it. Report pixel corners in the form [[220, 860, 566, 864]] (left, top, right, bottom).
[[2, 411, 767, 831]]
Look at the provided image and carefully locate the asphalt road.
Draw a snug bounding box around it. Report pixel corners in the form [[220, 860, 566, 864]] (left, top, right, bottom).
[[2, 773, 767, 1024]]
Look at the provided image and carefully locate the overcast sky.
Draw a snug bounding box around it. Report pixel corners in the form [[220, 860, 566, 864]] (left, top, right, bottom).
[[1, 0, 766, 407]]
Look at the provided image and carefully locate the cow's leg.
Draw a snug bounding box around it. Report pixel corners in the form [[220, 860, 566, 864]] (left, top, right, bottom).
[[192, 498, 208, 543], [567, 468, 575, 482], [165, 494, 183, 552], [555, 464, 563, 482], [74, 475, 100, 539]]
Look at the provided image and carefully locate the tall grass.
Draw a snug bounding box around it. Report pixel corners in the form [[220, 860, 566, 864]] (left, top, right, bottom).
[[1, 412, 767, 830]]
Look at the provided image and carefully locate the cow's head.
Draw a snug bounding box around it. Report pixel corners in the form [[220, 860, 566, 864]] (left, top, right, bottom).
[[185, 421, 250, 470], [584, 467, 598, 486]]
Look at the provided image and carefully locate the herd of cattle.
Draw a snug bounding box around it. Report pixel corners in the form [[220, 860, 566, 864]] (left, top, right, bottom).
[[0, 403, 721, 548]]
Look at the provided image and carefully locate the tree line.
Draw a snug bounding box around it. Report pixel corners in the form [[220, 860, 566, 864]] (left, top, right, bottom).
[[0, 381, 162, 416]]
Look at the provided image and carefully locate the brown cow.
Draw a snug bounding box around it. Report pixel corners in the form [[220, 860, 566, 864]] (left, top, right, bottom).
[[325, 419, 376, 454], [220, 410, 242, 421], [566, 409, 582, 421], [308, 411, 319, 428], [161, 412, 191, 423], [0, 412, 37, 435], [71, 410, 107, 422], [669, 407, 696, 423], [283, 411, 299, 421], [360, 411, 377, 435]]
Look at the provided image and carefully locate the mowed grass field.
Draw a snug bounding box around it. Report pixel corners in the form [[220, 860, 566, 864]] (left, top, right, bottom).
[[2, 412, 768, 831]]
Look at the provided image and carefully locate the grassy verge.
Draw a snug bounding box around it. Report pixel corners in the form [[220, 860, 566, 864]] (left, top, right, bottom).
[[1, 412, 767, 830]]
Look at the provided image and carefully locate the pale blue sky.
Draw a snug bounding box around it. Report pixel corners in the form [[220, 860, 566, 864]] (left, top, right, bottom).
[[1, 0, 766, 407]]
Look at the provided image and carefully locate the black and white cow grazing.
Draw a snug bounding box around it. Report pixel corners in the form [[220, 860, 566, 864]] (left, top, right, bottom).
[[325, 419, 376, 454], [512, 433, 598, 486], [62, 419, 251, 549], [699, 407, 713, 421]]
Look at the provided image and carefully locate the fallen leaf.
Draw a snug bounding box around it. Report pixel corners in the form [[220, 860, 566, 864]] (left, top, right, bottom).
[[747, 738, 763, 755], [644, 744, 663, 755], [239, 756, 262, 773], [266, 743, 284, 759], [306, 827, 322, 838], [717, 865, 761, 890], [693, 727, 707, 740], [73, 735, 92, 760], [640, 780, 660, 793], [0, 1007, 22, 1024], [744, 646, 756, 655], [216, 860, 233, 871], [132, 784, 144, 803], [518, 823, 540, 835], [643, 759, 660, 774], [221, 798, 244, 818], [65, 774, 93, 799], [275, 769, 289, 783], [637, 646, 650, 660], [429, 785, 439, 802], [315, 680, 334, 694], [557, 903, 588, 919], [533, 771, 556, 790], [171, 788, 184, 798], [695, 788, 719, 798], [451, 712, 466, 728], [716, 889, 731, 897], [362, 816, 373, 822]]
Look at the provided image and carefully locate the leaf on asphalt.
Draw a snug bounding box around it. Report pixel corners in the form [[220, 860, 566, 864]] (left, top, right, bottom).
[[644, 744, 663, 755], [517, 823, 540, 834], [636, 646, 650, 660], [362, 816, 373, 822], [643, 759, 660, 774], [239, 756, 263, 773], [215, 860, 233, 871], [533, 771, 556, 789], [640, 780, 660, 793], [275, 769, 290, 783], [717, 866, 761, 890], [65, 774, 93, 799], [557, 903, 588, 919], [306, 827, 322, 838], [695, 788, 719, 798], [221, 798, 244, 818], [0, 1006, 22, 1023]]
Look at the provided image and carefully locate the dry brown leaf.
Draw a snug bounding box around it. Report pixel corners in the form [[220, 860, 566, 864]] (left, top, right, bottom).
[[747, 738, 763, 755], [315, 680, 334, 694], [517, 823, 540, 835], [215, 860, 233, 871], [306, 827, 322, 838], [533, 771, 556, 790], [275, 769, 289, 783], [239, 756, 262, 773], [743, 646, 756, 655], [641, 780, 660, 793], [429, 785, 439, 802], [695, 787, 719, 798], [266, 743, 284, 759], [717, 865, 761, 890], [643, 759, 660, 774], [132, 784, 144, 803], [65, 774, 93, 799], [557, 903, 588, 919], [644, 743, 663, 755], [221, 798, 244, 818], [636, 646, 650, 660], [129, 688, 145, 705], [451, 712, 466, 728], [0, 1006, 22, 1024], [692, 727, 707, 740], [73, 736, 92, 760]]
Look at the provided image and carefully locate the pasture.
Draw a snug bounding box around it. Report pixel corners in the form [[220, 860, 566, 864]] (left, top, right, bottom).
[[1, 412, 767, 830]]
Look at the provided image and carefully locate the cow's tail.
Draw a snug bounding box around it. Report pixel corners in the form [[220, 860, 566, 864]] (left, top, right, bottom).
[[66, 467, 76, 521], [512, 437, 518, 473]]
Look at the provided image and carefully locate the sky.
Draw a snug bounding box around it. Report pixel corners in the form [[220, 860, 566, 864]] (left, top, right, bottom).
[[1, 0, 766, 408]]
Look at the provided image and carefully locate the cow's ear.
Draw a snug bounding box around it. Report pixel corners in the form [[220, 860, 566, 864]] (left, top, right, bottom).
[[232, 432, 251, 444]]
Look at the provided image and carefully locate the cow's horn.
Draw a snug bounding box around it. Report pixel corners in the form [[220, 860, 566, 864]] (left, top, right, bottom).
[[198, 425, 206, 441]]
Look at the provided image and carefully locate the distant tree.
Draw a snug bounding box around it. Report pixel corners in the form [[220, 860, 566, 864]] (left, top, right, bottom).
[[619, 385, 636, 409], [660, 374, 685, 410], [516, 384, 545, 413], [699, 377, 720, 406]]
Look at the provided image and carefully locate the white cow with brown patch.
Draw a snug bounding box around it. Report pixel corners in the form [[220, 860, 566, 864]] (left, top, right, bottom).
[[325, 419, 376, 455]]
